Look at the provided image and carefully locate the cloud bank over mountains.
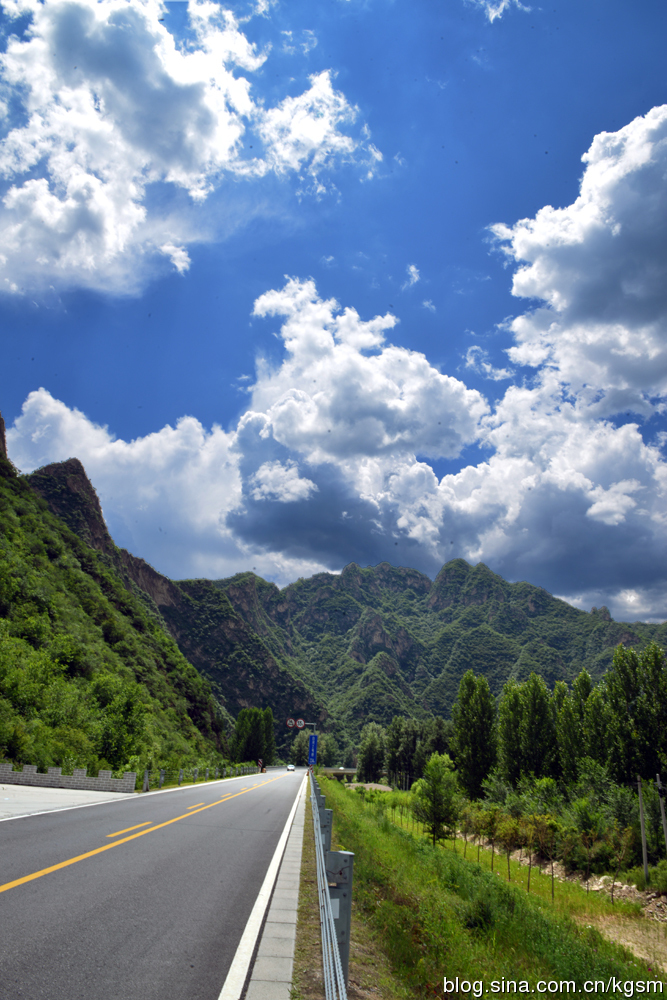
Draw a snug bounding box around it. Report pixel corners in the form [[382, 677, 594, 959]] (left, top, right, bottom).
[[0, 0, 375, 294], [9, 97, 667, 623], [4, 2, 667, 623]]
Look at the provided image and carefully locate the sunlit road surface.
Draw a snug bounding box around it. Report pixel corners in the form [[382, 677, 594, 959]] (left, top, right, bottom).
[[0, 769, 305, 1000]]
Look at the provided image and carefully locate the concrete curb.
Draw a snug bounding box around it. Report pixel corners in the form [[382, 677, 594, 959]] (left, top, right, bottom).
[[244, 774, 309, 1000]]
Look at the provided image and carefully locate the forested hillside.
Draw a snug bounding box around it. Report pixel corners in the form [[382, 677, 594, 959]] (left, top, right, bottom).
[[0, 436, 226, 774], [4, 411, 665, 769], [216, 560, 664, 741]]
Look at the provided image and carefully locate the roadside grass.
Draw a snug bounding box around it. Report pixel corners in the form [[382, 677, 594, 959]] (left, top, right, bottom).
[[388, 805, 641, 922], [323, 779, 664, 999], [292, 796, 409, 1000]]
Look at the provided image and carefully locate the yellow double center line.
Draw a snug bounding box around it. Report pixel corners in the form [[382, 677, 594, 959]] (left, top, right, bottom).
[[0, 774, 286, 896]]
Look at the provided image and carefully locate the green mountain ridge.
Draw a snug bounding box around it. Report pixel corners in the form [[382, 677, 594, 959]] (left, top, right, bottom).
[[215, 559, 662, 743], [0, 446, 226, 772], [3, 418, 664, 763]]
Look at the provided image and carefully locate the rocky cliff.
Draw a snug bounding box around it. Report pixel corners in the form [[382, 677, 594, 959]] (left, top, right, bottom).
[[26, 456, 324, 734]]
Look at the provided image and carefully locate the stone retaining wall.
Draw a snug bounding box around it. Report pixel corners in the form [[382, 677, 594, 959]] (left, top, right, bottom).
[[0, 762, 136, 793]]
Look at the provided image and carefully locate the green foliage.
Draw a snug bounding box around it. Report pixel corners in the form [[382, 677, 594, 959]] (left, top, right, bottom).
[[231, 707, 276, 764], [322, 778, 658, 992], [357, 722, 386, 782], [218, 556, 667, 752], [290, 729, 309, 765], [0, 457, 225, 773], [411, 752, 459, 846], [452, 670, 497, 798]]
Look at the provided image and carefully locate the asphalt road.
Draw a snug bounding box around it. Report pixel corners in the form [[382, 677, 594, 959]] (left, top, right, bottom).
[[0, 769, 306, 1000]]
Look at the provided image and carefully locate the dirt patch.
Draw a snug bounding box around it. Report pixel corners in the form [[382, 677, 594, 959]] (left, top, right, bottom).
[[346, 783, 392, 793], [582, 915, 667, 975]]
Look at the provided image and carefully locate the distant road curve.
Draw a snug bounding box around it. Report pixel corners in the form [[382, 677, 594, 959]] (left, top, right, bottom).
[[0, 769, 305, 1000]]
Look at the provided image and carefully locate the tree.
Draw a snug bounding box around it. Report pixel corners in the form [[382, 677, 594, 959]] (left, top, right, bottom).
[[498, 680, 523, 786], [398, 718, 420, 788], [413, 717, 453, 777], [231, 708, 265, 763], [98, 684, 147, 770], [262, 707, 276, 765], [608, 822, 634, 904], [520, 672, 555, 778], [556, 693, 580, 784], [497, 815, 521, 881], [411, 753, 459, 847], [318, 733, 340, 767], [583, 686, 611, 766], [605, 642, 667, 781], [452, 670, 497, 799], [357, 723, 386, 782], [290, 729, 309, 765], [384, 716, 404, 785]]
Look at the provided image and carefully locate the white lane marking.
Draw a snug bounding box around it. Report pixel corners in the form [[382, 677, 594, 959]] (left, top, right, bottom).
[[217, 772, 308, 1000]]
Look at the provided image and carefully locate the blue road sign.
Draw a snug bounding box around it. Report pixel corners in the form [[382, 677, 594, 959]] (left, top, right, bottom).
[[308, 733, 318, 767]]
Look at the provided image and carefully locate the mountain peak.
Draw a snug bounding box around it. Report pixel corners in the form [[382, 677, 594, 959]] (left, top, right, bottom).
[[27, 457, 115, 556]]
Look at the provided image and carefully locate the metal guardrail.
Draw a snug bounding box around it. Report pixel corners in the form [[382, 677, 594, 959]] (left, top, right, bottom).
[[310, 771, 353, 1000]]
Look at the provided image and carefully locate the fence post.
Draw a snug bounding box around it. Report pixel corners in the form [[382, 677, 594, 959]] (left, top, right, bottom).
[[193, 768, 198, 784], [142, 769, 150, 792], [178, 768, 183, 786], [159, 769, 165, 789], [638, 776, 649, 884], [657, 774, 667, 859], [205, 768, 209, 781], [326, 850, 354, 986]]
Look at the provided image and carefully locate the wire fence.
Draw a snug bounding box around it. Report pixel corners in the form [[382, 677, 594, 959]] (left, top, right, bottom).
[[310, 771, 348, 1000]]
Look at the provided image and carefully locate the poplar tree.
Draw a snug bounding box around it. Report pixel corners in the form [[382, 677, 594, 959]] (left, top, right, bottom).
[[520, 672, 555, 778], [497, 679, 523, 786], [451, 670, 497, 799], [357, 722, 386, 782], [262, 707, 276, 765], [556, 692, 580, 784]]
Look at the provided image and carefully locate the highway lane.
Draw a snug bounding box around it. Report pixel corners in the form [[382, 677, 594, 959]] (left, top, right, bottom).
[[0, 768, 306, 1000]]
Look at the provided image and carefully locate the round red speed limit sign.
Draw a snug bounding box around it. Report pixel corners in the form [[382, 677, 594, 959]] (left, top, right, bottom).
[[286, 717, 295, 728], [296, 718, 305, 729]]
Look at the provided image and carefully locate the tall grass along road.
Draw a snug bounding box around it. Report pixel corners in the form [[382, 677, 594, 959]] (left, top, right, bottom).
[[0, 770, 304, 1000], [320, 780, 666, 1000]]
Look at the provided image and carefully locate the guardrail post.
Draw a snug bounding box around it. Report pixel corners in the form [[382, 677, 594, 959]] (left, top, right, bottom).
[[142, 769, 150, 792], [326, 850, 354, 986], [159, 769, 165, 789], [320, 807, 333, 853]]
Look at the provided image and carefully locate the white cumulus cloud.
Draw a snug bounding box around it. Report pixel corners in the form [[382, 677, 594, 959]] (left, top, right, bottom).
[[9, 107, 667, 619], [0, 0, 376, 294], [492, 105, 667, 416]]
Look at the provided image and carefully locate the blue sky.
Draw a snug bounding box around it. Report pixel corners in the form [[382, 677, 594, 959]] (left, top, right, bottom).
[[2, 0, 667, 621]]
